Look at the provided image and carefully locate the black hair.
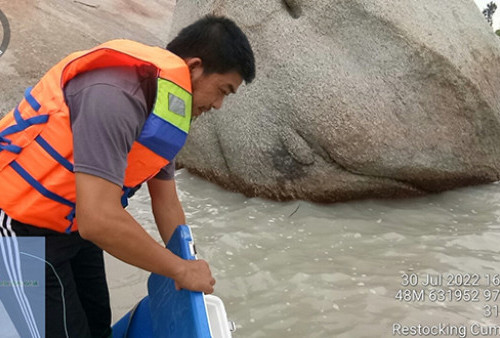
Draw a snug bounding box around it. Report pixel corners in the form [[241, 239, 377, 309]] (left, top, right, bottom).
[[167, 15, 255, 84]]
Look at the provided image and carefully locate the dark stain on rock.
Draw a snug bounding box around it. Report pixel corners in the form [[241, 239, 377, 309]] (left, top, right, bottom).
[[283, 0, 302, 19], [270, 147, 306, 180]]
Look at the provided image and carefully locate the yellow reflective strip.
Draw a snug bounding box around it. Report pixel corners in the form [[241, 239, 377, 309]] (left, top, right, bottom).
[[153, 78, 192, 133]]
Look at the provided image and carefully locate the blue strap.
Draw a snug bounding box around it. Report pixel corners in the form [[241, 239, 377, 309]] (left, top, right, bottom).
[[35, 136, 74, 172], [121, 187, 130, 208], [0, 88, 48, 154], [121, 187, 131, 208], [0, 108, 49, 152], [14, 107, 49, 129], [0, 87, 45, 139], [26, 115, 49, 125], [10, 161, 76, 208], [64, 208, 76, 234], [121, 185, 142, 208], [14, 105, 30, 129], [24, 87, 41, 112], [1, 108, 29, 136], [0, 108, 49, 138], [0, 121, 23, 137], [0, 136, 22, 153]]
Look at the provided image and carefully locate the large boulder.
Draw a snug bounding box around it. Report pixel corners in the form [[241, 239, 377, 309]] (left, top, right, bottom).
[[171, 0, 500, 202]]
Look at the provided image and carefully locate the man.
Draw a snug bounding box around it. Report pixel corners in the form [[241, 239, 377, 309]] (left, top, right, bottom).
[[0, 15, 255, 337]]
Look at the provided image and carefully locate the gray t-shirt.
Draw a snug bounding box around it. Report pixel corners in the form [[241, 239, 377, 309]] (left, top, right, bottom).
[[64, 65, 175, 186]]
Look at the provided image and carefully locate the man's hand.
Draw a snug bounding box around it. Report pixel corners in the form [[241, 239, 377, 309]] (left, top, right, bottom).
[[173, 259, 216, 294]]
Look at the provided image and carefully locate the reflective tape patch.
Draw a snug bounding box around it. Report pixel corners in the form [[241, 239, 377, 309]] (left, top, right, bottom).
[[168, 93, 185, 117]]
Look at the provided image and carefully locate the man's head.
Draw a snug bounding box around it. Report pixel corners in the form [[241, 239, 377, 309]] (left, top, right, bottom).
[[167, 15, 255, 116]]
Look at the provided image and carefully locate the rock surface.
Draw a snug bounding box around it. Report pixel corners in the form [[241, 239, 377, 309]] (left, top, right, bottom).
[[0, 0, 175, 113], [170, 0, 500, 202]]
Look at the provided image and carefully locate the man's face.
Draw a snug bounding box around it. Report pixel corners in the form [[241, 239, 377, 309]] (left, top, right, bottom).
[[187, 58, 243, 117]]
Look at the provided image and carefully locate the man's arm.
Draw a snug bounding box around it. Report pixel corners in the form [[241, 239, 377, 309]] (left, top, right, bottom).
[[75, 172, 215, 293], [147, 177, 185, 245]]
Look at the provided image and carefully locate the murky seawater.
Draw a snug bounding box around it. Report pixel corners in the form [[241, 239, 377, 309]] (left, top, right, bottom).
[[106, 169, 500, 337]]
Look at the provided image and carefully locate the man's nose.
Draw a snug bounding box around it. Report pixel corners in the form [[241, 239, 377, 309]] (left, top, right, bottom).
[[212, 96, 224, 110]]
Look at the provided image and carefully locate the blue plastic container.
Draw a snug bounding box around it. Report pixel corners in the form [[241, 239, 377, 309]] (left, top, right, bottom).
[[112, 225, 211, 338]]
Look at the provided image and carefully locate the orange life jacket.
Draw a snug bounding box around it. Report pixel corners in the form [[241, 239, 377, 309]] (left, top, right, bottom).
[[0, 40, 192, 233]]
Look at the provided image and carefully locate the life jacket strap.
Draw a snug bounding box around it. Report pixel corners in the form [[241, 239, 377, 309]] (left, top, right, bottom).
[[9, 160, 75, 207], [64, 208, 76, 234], [0, 136, 22, 153], [0, 87, 49, 154], [121, 185, 142, 208], [23, 87, 41, 111], [9, 160, 76, 232], [0, 107, 49, 137], [34, 136, 74, 173], [121, 187, 131, 208]]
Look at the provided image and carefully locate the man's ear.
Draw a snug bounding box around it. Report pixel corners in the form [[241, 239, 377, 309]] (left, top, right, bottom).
[[185, 57, 204, 81]]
